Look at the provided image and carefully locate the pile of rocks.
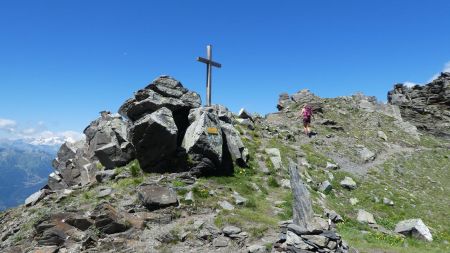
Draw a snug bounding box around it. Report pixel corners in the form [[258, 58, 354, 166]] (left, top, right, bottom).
[[275, 221, 349, 253], [388, 72, 450, 139], [45, 76, 249, 191]]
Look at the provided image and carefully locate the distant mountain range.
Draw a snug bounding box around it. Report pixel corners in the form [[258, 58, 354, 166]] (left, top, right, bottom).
[[0, 139, 57, 210]]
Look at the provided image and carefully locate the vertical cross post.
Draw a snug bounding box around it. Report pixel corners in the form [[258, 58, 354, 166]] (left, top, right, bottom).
[[206, 45, 212, 106], [197, 45, 221, 106]]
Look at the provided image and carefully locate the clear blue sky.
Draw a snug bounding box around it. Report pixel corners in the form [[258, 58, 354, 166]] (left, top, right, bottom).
[[1, 0, 449, 138]]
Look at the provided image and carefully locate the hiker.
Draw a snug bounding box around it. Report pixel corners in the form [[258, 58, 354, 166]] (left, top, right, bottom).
[[301, 104, 314, 137]]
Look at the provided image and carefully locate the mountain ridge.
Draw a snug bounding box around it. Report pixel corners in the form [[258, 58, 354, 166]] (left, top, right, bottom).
[[0, 73, 449, 253]]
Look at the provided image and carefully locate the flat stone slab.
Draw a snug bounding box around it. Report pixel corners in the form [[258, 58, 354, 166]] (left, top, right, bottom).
[[137, 184, 178, 211]]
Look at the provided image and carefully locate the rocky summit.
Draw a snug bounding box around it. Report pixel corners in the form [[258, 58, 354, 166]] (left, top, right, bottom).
[[1, 75, 449, 253]]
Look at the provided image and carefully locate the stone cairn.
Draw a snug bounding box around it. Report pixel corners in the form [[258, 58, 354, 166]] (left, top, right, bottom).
[[273, 161, 349, 253], [47, 76, 249, 190]]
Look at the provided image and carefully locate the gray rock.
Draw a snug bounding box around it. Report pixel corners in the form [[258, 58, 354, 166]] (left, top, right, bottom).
[[286, 231, 313, 250], [247, 244, 267, 253], [95, 169, 117, 183], [395, 219, 432, 241], [119, 76, 201, 122], [130, 107, 178, 172], [319, 180, 332, 193], [324, 209, 343, 223], [35, 213, 73, 246], [289, 161, 314, 231], [25, 189, 47, 207], [383, 197, 394, 206], [280, 179, 292, 189], [377, 131, 388, 141], [302, 234, 329, 248], [197, 223, 220, 240], [232, 191, 248, 205], [223, 226, 242, 236], [50, 140, 96, 190], [221, 122, 249, 166], [265, 148, 283, 170], [277, 93, 293, 111], [91, 203, 130, 234], [48, 171, 68, 191], [238, 108, 253, 120], [325, 162, 339, 170], [84, 112, 135, 169], [357, 209, 376, 224], [213, 235, 229, 247], [218, 200, 235, 211], [356, 146, 376, 162], [388, 73, 450, 139], [64, 215, 94, 231], [182, 107, 227, 175], [137, 184, 178, 211], [97, 187, 113, 198], [210, 104, 234, 123], [236, 118, 255, 130], [340, 176, 357, 190]]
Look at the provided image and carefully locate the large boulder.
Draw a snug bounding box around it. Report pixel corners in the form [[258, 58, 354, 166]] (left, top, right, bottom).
[[388, 72, 450, 139], [84, 111, 135, 169], [182, 107, 228, 175], [129, 107, 179, 172], [119, 76, 201, 146], [395, 219, 433, 242], [119, 76, 201, 121]]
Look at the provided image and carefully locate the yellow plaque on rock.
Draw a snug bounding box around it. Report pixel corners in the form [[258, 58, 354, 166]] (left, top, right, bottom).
[[207, 127, 219, 135]]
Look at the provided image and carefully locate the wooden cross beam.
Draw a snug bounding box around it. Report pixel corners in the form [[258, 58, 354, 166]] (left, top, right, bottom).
[[197, 45, 221, 106]]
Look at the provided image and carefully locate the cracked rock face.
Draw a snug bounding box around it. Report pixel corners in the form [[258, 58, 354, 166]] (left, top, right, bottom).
[[130, 107, 178, 172], [388, 72, 450, 139], [84, 112, 135, 169], [49, 140, 96, 190]]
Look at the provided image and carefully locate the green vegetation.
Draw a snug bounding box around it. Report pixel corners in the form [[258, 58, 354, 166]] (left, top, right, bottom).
[[322, 149, 450, 252], [301, 143, 334, 168]]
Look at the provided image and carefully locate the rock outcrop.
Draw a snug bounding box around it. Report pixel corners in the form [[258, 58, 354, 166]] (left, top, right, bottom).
[[277, 89, 323, 113], [49, 140, 96, 190], [119, 75, 201, 145], [84, 111, 135, 169], [388, 72, 450, 139]]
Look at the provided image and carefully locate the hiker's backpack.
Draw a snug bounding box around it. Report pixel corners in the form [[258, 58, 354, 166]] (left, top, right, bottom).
[[302, 106, 312, 118]]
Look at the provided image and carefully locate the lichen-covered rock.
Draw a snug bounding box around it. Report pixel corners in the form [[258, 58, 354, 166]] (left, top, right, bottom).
[[182, 107, 228, 175]]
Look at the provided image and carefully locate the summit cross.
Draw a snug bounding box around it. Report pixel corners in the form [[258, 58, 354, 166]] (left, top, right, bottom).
[[197, 45, 221, 106]]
